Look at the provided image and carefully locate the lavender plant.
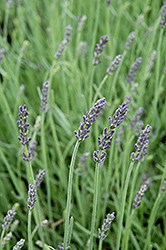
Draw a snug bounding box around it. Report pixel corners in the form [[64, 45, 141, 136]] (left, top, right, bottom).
[[132, 184, 148, 208], [106, 55, 122, 76], [129, 107, 144, 136], [13, 239, 25, 250], [125, 31, 135, 50], [54, 25, 73, 59], [160, 1, 166, 29], [127, 57, 142, 82], [98, 212, 115, 240], [40, 81, 49, 112], [93, 35, 109, 65]]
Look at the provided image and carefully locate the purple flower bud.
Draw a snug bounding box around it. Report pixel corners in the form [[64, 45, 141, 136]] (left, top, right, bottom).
[[125, 31, 135, 50], [98, 212, 115, 240], [106, 55, 122, 76], [40, 81, 49, 112], [54, 25, 73, 59], [13, 239, 25, 250], [160, 2, 166, 29], [133, 184, 148, 209], [93, 35, 109, 65], [58, 241, 70, 250], [131, 124, 152, 162], [74, 98, 106, 142], [106, 0, 112, 6], [27, 184, 37, 211], [2, 208, 16, 230], [34, 169, 46, 189], [127, 57, 142, 82], [161, 180, 166, 193], [2, 232, 12, 245]]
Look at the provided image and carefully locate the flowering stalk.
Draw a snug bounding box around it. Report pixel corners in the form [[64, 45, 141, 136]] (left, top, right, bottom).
[[127, 57, 142, 82], [13, 239, 25, 250], [64, 99, 106, 249], [125, 31, 135, 50], [93, 35, 109, 65]]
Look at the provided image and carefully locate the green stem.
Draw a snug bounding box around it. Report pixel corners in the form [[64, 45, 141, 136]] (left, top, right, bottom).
[[93, 75, 108, 103], [98, 239, 103, 250], [63, 140, 80, 250], [89, 162, 100, 250], [0, 229, 5, 250], [116, 161, 134, 250], [123, 209, 135, 250], [28, 210, 33, 250], [123, 162, 141, 250]]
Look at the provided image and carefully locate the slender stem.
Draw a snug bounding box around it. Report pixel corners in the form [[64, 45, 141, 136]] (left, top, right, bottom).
[[93, 75, 108, 103], [123, 209, 135, 250], [116, 161, 134, 250], [28, 210, 33, 250], [123, 162, 141, 250], [89, 162, 100, 250], [64, 140, 80, 250], [0, 229, 5, 250], [98, 239, 103, 250]]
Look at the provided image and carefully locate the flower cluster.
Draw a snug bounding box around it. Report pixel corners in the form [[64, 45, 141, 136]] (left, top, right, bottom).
[[0, 48, 5, 64], [133, 184, 148, 209], [22, 141, 38, 162], [13, 239, 25, 250], [27, 184, 37, 211], [2, 208, 17, 230], [40, 81, 49, 112], [93, 96, 131, 162], [106, 0, 112, 6], [74, 98, 106, 142], [106, 55, 122, 76], [161, 180, 166, 193], [131, 124, 152, 162], [34, 115, 41, 132], [148, 50, 157, 72], [17, 105, 32, 146], [2, 232, 13, 245], [115, 126, 125, 147], [142, 173, 152, 187], [58, 241, 70, 250], [34, 169, 46, 189], [93, 35, 109, 65], [160, 1, 166, 29], [76, 152, 90, 174], [125, 31, 135, 50], [127, 57, 142, 82], [54, 25, 73, 59], [77, 15, 87, 31], [98, 212, 115, 240], [129, 107, 144, 136]]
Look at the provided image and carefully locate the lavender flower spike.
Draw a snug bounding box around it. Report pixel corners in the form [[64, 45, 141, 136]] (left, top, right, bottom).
[[160, 1, 166, 29], [40, 81, 49, 112], [2, 208, 16, 230], [74, 97, 106, 142], [98, 212, 115, 240], [2, 232, 13, 245], [131, 124, 152, 162], [27, 184, 37, 211], [54, 25, 73, 59], [93, 35, 109, 65], [127, 57, 142, 83], [161, 180, 166, 193], [133, 184, 148, 209], [93, 96, 131, 162], [129, 107, 144, 136], [17, 105, 32, 146], [34, 169, 46, 189], [106, 55, 122, 76], [125, 31, 135, 50], [58, 241, 70, 250], [13, 239, 25, 250]]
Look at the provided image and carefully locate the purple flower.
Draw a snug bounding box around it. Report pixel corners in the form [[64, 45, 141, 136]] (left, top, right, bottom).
[[161, 180, 166, 193], [22, 141, 37, 162], [34, 169, 46, 189], [27, 184, 37, 211], [133, 184, 148, 209], [93, 35, 109, 65], [93, 96, 131, 162], [13, 239, 25, 250], [160, 1, 166, 29], [0, 48, 5, 64], [54, 25, 73, 59], [2, 208, 16, 230], [17, 105, 32, 146], [125, 31, 135, 50], [106, 0, 112, 6], [106, 55, 122, 76], [148, 50, 157, 72], [40, 81, 49, 112], [58, 241, 70, 250], [74, 98, 106, 142], [76, 152, 90, 174], [2, 232, 13, 245], [131, 124, 152, 162], [98, 212, 115, 240], [129, 107, 144, 136], [127, 57, 142, 82]]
